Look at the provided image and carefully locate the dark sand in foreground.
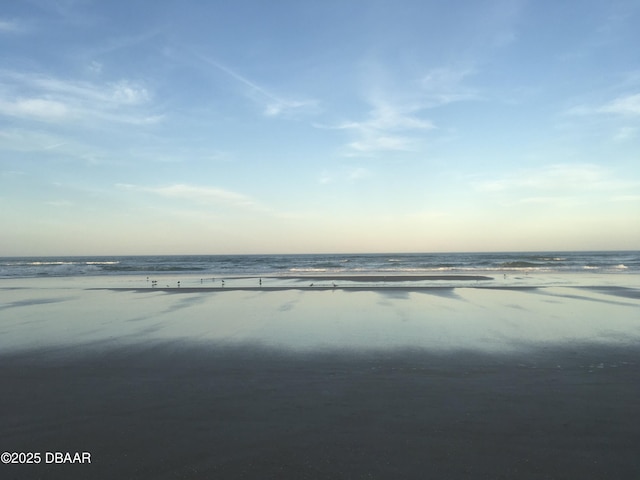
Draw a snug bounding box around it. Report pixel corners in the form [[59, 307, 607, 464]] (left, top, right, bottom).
[[2, 342, 639, 479]]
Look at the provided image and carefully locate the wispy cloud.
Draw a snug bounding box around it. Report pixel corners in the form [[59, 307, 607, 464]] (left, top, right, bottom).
[[0, 128, 69, 151], [613, 126, 637, 142], [0, 128, 109, 167], [0, 170, 25, 178], [0, 98, 69, 120], [318, 99, 435, 155], [599, 93, 640, 115], [318, 166, 372, 184], [420, 66, 480, 107], [566, 92, 640, 117], [194, 53, 318, 118], [473, 164, 639, 204], [348, 133, 418, 154], [116, 183, 260, 209], [323, 65, 478, 155], [476, 164, 615, 191], [561, 91, 640, 142], [0, 18, 27, 34], [0, 70, 161, 125]]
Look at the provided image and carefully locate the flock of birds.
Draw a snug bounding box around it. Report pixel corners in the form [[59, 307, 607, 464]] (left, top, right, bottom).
[[146, 277, 338, 289]]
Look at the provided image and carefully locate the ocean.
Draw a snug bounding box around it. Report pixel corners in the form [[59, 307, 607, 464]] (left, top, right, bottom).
[[1, 251, 638, 279]]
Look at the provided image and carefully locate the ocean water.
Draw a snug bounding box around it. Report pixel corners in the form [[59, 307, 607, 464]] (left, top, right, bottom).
[[0, 251, 638, 279]]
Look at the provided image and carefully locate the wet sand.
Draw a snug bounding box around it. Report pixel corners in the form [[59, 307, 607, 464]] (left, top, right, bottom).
[[1, 277, 639, 479], [2, 343, 640, 479]]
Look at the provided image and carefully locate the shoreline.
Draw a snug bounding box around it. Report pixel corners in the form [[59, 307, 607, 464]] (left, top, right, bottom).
[[3, 271, 639, 293], [93, 284, 531, 293]]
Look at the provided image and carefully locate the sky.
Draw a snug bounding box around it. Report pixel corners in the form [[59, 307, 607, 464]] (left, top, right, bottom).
[[1, 0, 639, 256]]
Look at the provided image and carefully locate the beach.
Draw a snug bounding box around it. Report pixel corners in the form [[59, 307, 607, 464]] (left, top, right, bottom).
[[1, 273, 639, 479]]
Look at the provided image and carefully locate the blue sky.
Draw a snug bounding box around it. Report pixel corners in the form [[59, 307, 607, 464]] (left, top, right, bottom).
[[1, 0, 639, 255]]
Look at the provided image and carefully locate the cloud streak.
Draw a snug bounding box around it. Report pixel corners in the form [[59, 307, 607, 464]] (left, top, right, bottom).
[[324, 65, 478, 155], [318, 166, 372, 184], [194, 53, 318, 118], [599, 93, 640, 115], [473, 164, 640, 205], [0, 98, 69, 120], [318, 99, 435, 154], [566, 92, 640, 117], [0, 18, 27, 34], [0, 70, 161, 125], [116, 183, 259, 209], [420, 66, 480, 107]]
